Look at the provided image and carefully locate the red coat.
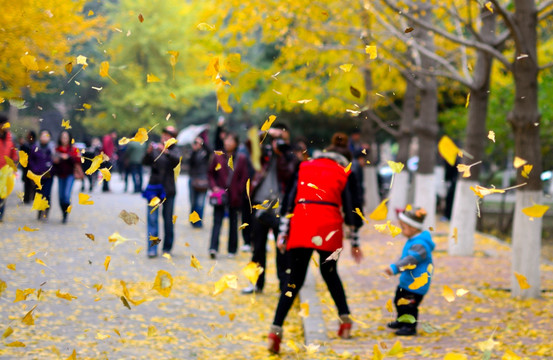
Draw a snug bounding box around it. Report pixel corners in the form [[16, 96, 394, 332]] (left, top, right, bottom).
[[0, 131, 18, 168], [287, 157, 350, 252]]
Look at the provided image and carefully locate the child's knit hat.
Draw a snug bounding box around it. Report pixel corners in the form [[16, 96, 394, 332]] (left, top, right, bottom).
[[398, 207, 426, 230]]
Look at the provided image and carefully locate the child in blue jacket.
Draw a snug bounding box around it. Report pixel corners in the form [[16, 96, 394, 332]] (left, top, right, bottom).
[[384, 207, 435, 336]]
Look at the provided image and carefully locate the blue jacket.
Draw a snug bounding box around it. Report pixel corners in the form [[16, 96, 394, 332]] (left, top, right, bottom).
[[390, 230, 435, 295]]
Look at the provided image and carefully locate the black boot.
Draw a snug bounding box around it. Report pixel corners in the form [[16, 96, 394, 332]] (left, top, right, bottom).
[[61, 204, 69, 223], [37, 211, 43, 220]]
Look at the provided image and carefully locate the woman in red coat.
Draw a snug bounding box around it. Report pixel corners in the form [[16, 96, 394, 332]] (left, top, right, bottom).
[[53, 130, 81, 223], [267, 133, 364, 353], [0, 113, 18, 221]]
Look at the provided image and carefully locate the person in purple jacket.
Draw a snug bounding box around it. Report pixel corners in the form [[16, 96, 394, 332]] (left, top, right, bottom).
[[28, 130, 55, 221], [207, 132, 249, 259]]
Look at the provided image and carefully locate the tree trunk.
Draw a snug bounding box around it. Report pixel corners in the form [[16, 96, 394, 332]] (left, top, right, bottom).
[[413, 3, 438, 229], [388, 76, 416, 220], [510, 0, 542, 298], [449, 10, 496, 256]]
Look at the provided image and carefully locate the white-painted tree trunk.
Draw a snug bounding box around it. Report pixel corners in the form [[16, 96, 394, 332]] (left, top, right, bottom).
[[364, 166, 380, 213], [414, 173, 436, 230], [511, 190, 542, 298], [387, 171, 409, 221], [448, 180, 479, 256]]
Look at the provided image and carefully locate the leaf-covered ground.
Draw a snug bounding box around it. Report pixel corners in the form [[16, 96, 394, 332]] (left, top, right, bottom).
[[0, 176, 304, 359], [311, 224, 553, 359]]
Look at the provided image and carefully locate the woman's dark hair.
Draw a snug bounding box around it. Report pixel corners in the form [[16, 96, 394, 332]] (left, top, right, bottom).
[[225, 132, 240, 145], [326, 132, 352, 161], [58, 130, 73, 147]]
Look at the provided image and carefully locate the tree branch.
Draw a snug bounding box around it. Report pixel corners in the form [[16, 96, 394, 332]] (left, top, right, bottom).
[[487, 0, 523, 54], [539, 61, 553, 71], [379, 0, 512, 69], [367, 111, 400, 137], [539, 6, 553, 21], [538, 0, 553, 13]]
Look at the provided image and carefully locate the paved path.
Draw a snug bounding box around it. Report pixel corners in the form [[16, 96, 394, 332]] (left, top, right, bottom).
[[0, 174, 303, 359]]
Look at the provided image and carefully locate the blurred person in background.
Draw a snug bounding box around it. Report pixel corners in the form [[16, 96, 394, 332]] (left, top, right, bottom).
[[29, 130, 55, 221], [188, 136, 210, 228], [20, 130, 37, 204], [53, 130, 81, 223], [0, 113, 18, 222]]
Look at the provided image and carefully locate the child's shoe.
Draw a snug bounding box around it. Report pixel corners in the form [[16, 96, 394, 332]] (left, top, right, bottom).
[[395, 326, 416, 336], [267, 325, 283, 354]]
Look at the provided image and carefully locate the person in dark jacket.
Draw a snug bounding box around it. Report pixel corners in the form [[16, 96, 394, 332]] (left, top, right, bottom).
[[242, 123, 299, 294], [53, 130, 80, 223], [28, 130, 55, 220], [207, 132, 249, 259], [266, 134, 364, 354], [143, 126, 181, 257], [188, 136, 210, 228], [20, 130, 37, 204]]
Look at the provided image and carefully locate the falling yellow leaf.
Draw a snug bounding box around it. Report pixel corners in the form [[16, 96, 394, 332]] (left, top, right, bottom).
[[339, 64, 353, 72], [442, 285, 455, 302], [149, 197, 161, 207], [190, 255, 203, 271], [85, 153, 105, 175], [0, 165, 16, 199], [521, 204, 549, 218], [438, 136, 460, 166], [396, 298, 411, 306], [119, 128, 149, 145], [21, 54, 39, 71], [373, 344, 383, 360], [388, 161, 404, 173], [56, 290, 77, 301], [18, 151, 28, 168], [408, 272, 429, 290], [197, 22, 216, 31], [2, 326, 13, 339], [35, 258, 46, 267], [78, 193, 94, 205], [172, 215, 177, 224], [470, 183, 526, 198], [521, 164, 533, 179], [354, 207, 368, 224], [477, 338, 500, 352], [514, 272, 531, 290], [22, 305, 37, 325], [189, 211, 201, 224], [7, 264, 16, 271], [108, 232, 130, 248], [146, 73, 161, 83], [299, 302, 309, 317], [365, 45, 378, 59], [261, 115, 277, 132], [66, 205, 72, 214], [99, 167, 111, 182], [154, 138, 178, 162], [386, 299, 393, 313], [242, 262, 264, 285], [174, 156, 182, 183], [104, 256, 111, 271], [465, 92, 471, 108], [513, 156, 527, 169], [99, 61, 117, 83], [484, 1, 494, 13], [488, 130, 496, 142], [77, 55, 88, 68], [83, 103, 91, 110], [239, 223, 249, 230], [456, 288, 469, 297], [27, 170, 43, 190], [152, 270, 173, 297], [369, 199, 389, 220], [121, 280, 146, 306], [213, 274, 238, 296], [387, 340, 403, 355], [14, 288, 35, 303]]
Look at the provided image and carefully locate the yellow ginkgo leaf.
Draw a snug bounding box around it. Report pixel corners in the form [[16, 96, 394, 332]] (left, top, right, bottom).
[[396, 298, 411, 306], [14, 288, 35, 303], [365, 45, 378, 59], [287, 339, 300, 353], [189, 211, 201, 224], [456, 288, 469, 297], [119, 128, 149, 145], [385, 299, 393, 313], [438, 136, 460, 166], [261, 115, 277, 132], [521, 204, 549, 218], [7, 264, 16, 271], [239, 223, 249, 230], [21, 226, 38, 232], [120, 280, 146, 306], [228, 155, 234, 170], [488, 130, 496, 142], [152, 270, 173, 297], [85, 153, 104, 175], [78, 193, 94, 205], [21, 305, 37, 325], [108, 232, 130, 248], [477, 338, 500, 352], [20, 55, 39, 71], [146, 74, 161, 83], [99, 61, 117, 83], [408, 272, 429, 290], [521, 164, 533, 179], [104, 255, 111, 271], [389, 223, 402, 237], [174, 156, 182, 183], [354, 207, 368, 224], [190, 255, 202, 271], [0, 165, 15, 199], [154, 138, 178, 162], [76, 55, 88, 67], [213, 274, 238, 296], [388, 161, 404, 173], [18, 151, 28, 168], [299, 302, 309, 317], [27, 170, 43, 190], [56, 290, 77, 301], [373, 344, 383, 360], [149, 197, 161, 207], [242, 262, 264, 285], [344, 162, 352, 173], [35, 258, 46, 267], [99, 167, 111, 182], [369, 199, 389, 221], [388, 340, 403, 356], [514, 272, 531, 290], [442, 285, 455, 302], [465, 92, 471, 108], [2, 326, 13, 339], [484, 1, 494, 13], [513, 156, 527, 169]]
